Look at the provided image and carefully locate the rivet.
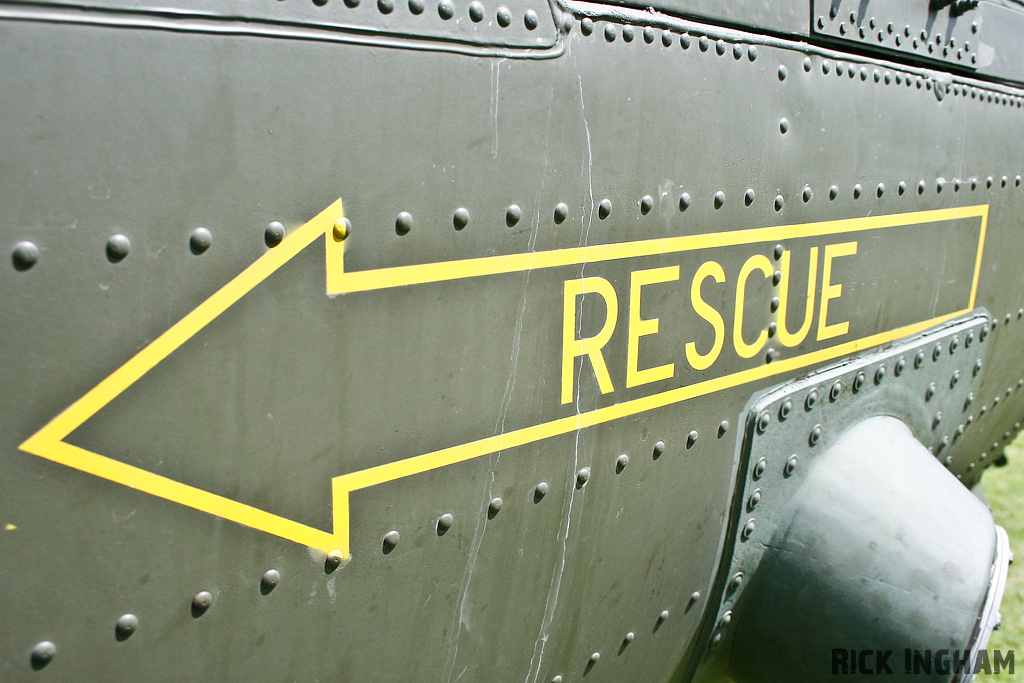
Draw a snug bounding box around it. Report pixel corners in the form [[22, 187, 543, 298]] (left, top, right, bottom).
[[615, 453, 629, 473], [898, 180, 907, 195], [437, 0, 454, 18], [468, 1, 483, 21], [604, 24, 616, 41], [636, 25, 651, 43], [30, 641, 56, 670], [954, 178, 962, 193], [895, 358, 905, 376], [932, 342, 943, 361], [884, 71, 892, 84], [661, 30, 673, 47], [869, 17, 877, 29], [971, 177, 978, 190], [714, 191, 725, 209], [966, 331, 975, 348], [860, 66, 868, 80], [716, 39, 726, 56], [191, 590, 214, 617], [918, 180, 926, 195], [552, 676, 563, 683], [698, 35, 709, 51], [576, 467, 590, 487], [260, 569, 281, 594], [933, 412, 942, 430], [784, 454, 799, 477], [779, 399, 793, 419], [829, 185, 838, 200], [622, 25, 634, 42], [395, 212, 414, 235], [987, 176, 994, 189], [377, 0, 393, 12], [435, 513, 455, 535], [728, 573, 744, 593], [806, 389, 819, 410], [678, 192, 691, 211], [324, 549, 345, 572], [409, 0, 426, 15], [638, 195, 654, 215], [1003, 175, 1009, 188], [383, 529, 401, 552], [772, 270, 782, 285], [589, 652, 600, 664], [803, 57, 812, 71], [748, 489, 761, 510], [481, 502, 502, 524], [524, 9, 538, 29], [343, 0, 359, 7], [877, 182, 885, 197], [875, 365, 886, 383], [822, 60, 832, 74], [744, 188, 756, 206], [493, 5, 510, 24], [830, 380, 842, 401], [653, 440, 665, 459], [551, 202, 570, 224], [534, 481, 549, 501], [853, 372, 865, 391], [11, 240, 40, 271], [774, 195, 784, 211], [873, 69, 881, 83], [598, 198, 612, 219], [766, 346, 777, 363], [506, 204, 521, 227], [964, 392, 974, 410], [659, 609, 670, 622], [756, 411, 771, 433], [802, 186, 812, 202], [187, 226, 214, 254], [980, 326, 988, 342], [773, 243, 784, 260], [974, 359, 983, 376], [753, 457, 767, 480], [770, 296, 780, 312], [926, 383, 936, 401], [836, 62, 845, 76], [623, 631, 636, 647], [748, 45, 758, 61], [853, 184, 863, 199], [115, 614, 139, 641], [809, 424, 823, 446], [741, 519, 756, 540], [687, 430, 699, 448], [915, 350, 925, 368], [452, 207, 471, 231], [681, 33, 692, 49], [718, 420, 729, 437], [580, 17, 593, 34], [106, 233, 131, 262], [778, 64, 788, 80]]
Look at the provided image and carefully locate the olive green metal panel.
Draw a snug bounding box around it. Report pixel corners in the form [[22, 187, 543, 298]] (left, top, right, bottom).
[[0, 1, 1023, 681]]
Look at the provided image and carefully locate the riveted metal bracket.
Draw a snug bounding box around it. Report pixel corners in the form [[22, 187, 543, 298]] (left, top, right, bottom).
[[705, 311, 991, 658], [812, 0, 981, 69]]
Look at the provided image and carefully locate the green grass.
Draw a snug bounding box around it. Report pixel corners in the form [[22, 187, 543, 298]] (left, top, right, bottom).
[[976, 434, 1024, 680]]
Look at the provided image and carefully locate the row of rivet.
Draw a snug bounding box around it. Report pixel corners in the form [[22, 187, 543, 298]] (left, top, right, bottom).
[[816, 11, 978, 64], [953, 311, 1024, 476], [372, 426, 728, 554], [306, 0, 542, 28], [546, 605, 685, 682], [790, 56, 1024, 107], [28, 569, 283, 669], [9, 167, 1021, 270]]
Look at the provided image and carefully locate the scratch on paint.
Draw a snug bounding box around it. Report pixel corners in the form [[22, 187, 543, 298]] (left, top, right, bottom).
[[525, 43, 594, 683]]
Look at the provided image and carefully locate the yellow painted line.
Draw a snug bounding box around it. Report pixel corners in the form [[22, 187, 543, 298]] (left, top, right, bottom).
[[19, 201, 987, 558], [327, 204, 987, 293]]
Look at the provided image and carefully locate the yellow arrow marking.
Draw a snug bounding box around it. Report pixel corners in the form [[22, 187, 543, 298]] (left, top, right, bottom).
[[22, 202, 987, 558]]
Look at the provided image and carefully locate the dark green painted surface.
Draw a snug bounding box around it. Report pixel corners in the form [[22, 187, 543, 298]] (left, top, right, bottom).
[[0, 1, 1022, 681]]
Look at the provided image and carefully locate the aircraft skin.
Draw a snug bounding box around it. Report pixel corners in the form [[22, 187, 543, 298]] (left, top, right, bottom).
[[0, 0, 1022, 680]]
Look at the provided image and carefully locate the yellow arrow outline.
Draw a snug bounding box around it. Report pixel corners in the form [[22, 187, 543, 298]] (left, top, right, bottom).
[[21, 202, 987, 558]]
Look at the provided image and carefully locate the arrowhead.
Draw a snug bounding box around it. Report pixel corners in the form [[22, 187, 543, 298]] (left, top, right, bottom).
[[19, 199, 351, 557]]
